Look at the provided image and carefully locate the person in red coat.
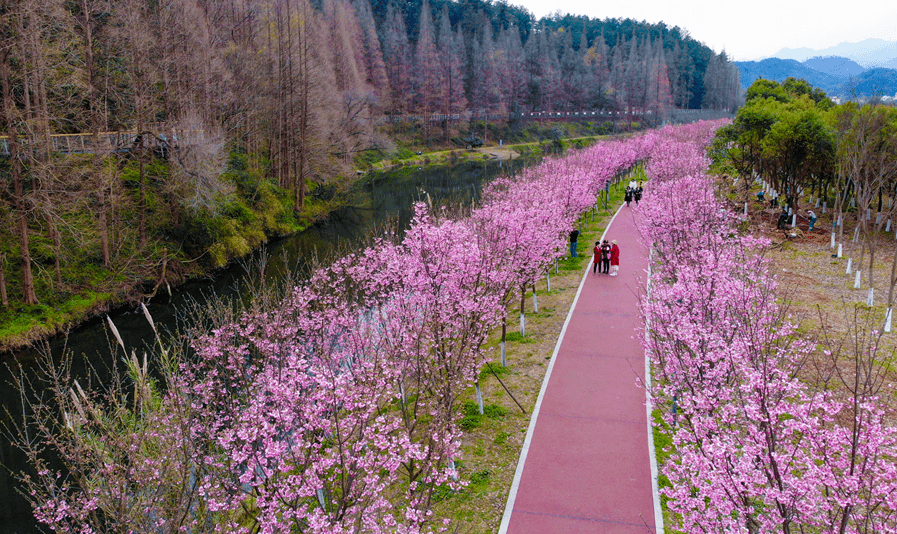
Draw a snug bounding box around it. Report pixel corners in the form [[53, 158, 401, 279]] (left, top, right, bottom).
[[592, 241, 601, 274], [609, 240, 620, 276]]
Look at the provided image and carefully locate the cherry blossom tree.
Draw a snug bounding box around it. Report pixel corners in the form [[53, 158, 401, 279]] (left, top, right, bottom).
[[14, 125, 685, 533], [639, 121, 897, 534]]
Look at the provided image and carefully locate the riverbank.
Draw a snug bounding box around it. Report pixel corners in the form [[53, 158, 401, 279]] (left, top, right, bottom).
[[2, 154, 535, 355], [0, 199, 335, 354], [366, 135, 609, 171], [2, 136, 608, 355]]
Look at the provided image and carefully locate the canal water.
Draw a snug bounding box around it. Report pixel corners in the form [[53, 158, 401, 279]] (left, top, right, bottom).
[[0, 157, 534, 533]]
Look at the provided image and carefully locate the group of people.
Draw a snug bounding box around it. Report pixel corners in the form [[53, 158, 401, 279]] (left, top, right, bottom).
[[758, 188, 819, 232], [567, 180, 635, 272], [624, 183, 643, 207], [775, 208, 818, 232], [568, 230, 621, 276], [759, 191, 800, 213], [592, 239, 620, 275]]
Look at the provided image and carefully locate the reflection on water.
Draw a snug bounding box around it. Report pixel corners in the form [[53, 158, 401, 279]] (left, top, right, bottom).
[[0, 157, 532, 532]]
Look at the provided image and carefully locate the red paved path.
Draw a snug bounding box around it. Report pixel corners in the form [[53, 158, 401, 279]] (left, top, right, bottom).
[[499, 205, 661, 534]]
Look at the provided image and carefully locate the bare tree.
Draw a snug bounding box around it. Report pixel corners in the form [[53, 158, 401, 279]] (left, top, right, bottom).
[[436, 5, 465, 141], [837, 104, 897, 308], [0, 16, 39, 303], [114, 0, 159, 247], [0, 252, 8, 306], [167, 110, 231, 214], [323, 0, 377, 162], [413, 0, 438, 142]]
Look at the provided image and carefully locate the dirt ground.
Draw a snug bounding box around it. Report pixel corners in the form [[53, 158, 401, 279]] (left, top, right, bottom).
[[733, 190, 897, 348]]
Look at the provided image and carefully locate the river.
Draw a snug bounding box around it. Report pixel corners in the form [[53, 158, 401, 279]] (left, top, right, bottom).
[[0, 157, 533, 533]]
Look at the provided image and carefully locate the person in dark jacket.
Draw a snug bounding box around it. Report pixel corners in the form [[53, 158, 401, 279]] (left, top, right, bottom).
[[600, 239, 612, 273], [624, 187, 633, 207], [777, 209, 790, 230], [569, 228, 580, 257]]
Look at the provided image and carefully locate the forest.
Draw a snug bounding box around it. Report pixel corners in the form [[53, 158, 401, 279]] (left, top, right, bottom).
[[0, 0, 740, 347]]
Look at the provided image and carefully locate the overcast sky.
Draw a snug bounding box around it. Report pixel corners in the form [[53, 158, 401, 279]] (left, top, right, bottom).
[[513, 0, 897, 61]]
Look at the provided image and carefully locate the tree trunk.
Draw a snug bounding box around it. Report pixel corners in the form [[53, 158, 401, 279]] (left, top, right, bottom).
[[887, 235, 897, 310], [99, 185, 111, 267], [1, 51, 38, 305], [0, 253, 8, 307], [80, 0, 111, 268], [296, 0, 309, 212], [138, 135, 147, 247], [48, 216, 62, 289], [12, 139, 37, 304]]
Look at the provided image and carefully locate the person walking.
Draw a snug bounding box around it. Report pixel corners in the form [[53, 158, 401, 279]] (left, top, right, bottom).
[[592, 241, 601, 274], [569, 228, 580, 257], [634, 183, 643, 205], [609, 240, 620, 276], [806, 209, 817, 231], [600, 239, 611, 274], [624, 187, 633, 207]]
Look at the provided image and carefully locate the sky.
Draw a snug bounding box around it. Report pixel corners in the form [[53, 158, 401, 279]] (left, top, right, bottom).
[[512, 0, 897, 61]]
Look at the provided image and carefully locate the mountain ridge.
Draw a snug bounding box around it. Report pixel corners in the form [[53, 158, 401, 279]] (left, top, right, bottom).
[[735, 58, 846, 91], [735, 57, 897, 97], [803, 56, 866, 78], [773, 38, 897, 67]]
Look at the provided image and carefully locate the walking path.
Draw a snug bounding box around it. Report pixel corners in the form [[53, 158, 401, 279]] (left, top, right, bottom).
[[498, 204, 662, 534]]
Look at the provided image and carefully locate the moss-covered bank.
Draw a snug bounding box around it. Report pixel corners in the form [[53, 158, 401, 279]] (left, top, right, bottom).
[[0, 151, 336, 352]]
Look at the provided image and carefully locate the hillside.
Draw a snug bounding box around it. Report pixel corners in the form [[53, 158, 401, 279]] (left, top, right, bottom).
[[735, 58, 844, 91], [804, 56, 866, 77], [773, 38, 897, 67], [0, 0, 742, 340], [843, 68, 897, 97], [735, 58, 897, 97]]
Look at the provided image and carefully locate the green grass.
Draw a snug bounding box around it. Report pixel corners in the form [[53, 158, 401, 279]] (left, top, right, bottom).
[[0, 290, 112, 345], [459, 400, 510, 430], [653, 408, 683, 533], [479, 363, 511, 380], [504, 331, 534, 343], [532, 307, 556, 318]]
